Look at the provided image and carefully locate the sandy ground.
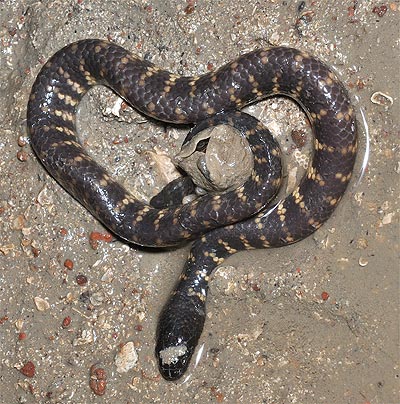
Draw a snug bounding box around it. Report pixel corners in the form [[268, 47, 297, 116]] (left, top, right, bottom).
[[0, 1, 399, 403]]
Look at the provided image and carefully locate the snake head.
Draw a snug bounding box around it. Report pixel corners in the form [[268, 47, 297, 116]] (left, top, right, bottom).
[[155, 292, 206, 381]]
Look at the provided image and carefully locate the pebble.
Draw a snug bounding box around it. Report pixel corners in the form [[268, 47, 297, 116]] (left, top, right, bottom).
[[76, 274, 88, 286], [19, 361, 35, 378], [73, 329, 94, 346], [64, 259, 74, 270], [34, 296, 50, 311], [321, 291, 330, 301], [381, 212, 394, 225], [89, 364, 107, 396], [115, 341, 138, 373], [62, 316, 71, 328]]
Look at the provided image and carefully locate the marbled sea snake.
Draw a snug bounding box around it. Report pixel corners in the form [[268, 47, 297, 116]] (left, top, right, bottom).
[[27, 39, 357, 380]]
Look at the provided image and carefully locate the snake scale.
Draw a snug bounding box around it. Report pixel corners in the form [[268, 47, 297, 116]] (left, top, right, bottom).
[[27, 39, 357, 381]]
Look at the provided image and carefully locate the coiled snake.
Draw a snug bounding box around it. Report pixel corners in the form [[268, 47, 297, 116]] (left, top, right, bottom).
[[27, 39, 357, 380]]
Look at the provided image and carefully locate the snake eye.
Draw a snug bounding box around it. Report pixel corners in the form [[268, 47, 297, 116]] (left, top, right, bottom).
[[194, 138, 209, 152]]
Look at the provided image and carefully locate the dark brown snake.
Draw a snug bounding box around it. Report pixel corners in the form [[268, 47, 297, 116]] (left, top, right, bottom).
[[27, 39, 357, 381]]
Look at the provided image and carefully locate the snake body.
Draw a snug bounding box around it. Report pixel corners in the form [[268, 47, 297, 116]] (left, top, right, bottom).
[[27, 39, 357, 380]]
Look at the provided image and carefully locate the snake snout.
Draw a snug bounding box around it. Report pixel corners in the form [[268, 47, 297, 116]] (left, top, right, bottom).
[[156, 343, 192, 381]]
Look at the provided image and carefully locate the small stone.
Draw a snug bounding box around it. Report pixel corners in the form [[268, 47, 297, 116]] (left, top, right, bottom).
[[36, 186, 54, 206], [15, 319, 24, 331], [381, 212, 394, 225], [101, 268, 115, 283], [321, 291, 330, 301], [17, 150, 28, 162], [357, 238, 368, 249], [62, 316, 71, 328], [76, 274, 88, 286], [64, 259, 74, 270], [17, 135, 28, 147], [73, 329, 94, 346], [89, 364, 107, 396], [89, 291, 105, 306], [115, 342, 138, 373], [19, 361, 35, 378], [34, 297, 50, 311], [12, 214, 25, 230], [0, 244, 15, 255]]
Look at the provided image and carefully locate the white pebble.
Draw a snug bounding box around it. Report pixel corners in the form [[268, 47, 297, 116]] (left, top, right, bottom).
[[115, 342, 138, 373]]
